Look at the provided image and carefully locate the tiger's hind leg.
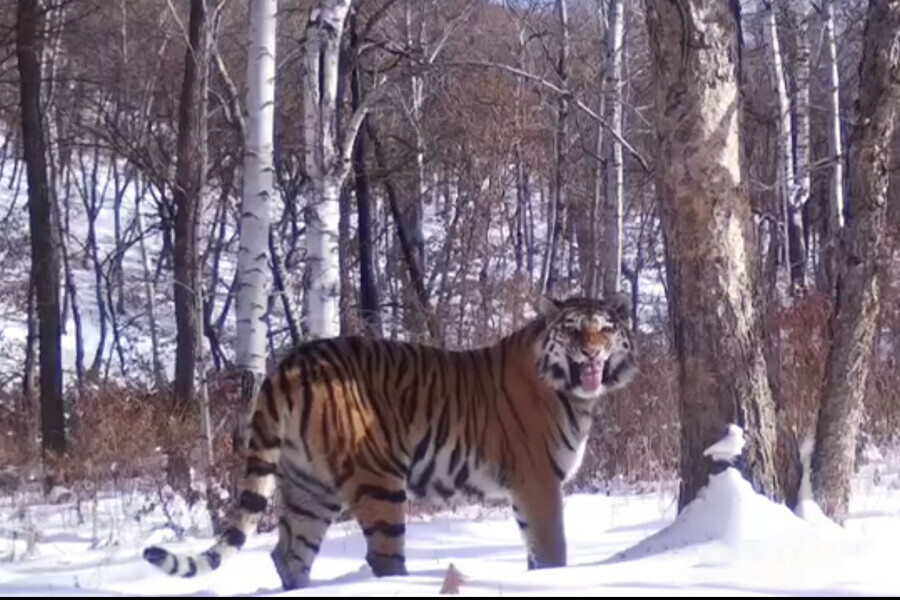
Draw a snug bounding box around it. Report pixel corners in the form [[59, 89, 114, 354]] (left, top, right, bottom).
[[270, 486, 341, 590], [345, 476, 410, 578], [511, 478, 566, 571]]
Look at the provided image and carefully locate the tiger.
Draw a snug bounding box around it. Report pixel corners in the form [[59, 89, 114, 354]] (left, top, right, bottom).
[[142, 293, 639, 590]]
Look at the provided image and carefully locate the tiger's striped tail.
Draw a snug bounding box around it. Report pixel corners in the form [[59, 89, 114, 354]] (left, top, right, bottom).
[[143, 378, 285, 578]]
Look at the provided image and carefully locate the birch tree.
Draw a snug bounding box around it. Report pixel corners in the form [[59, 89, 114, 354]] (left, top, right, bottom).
[[812, 0, 900, 524], [236, 0, 276, 410], [764, 0, 798, 292], [645, 0, 780, 509], [542, 0, 570, 295], [599, 0, 625, 296], [792, 0, 812, 291], [821, 0, 846, 290], [303, 0, 371, 339]]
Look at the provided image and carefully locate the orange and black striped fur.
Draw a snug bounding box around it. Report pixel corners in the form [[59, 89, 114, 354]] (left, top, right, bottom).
[[143, 294, 638, 590]]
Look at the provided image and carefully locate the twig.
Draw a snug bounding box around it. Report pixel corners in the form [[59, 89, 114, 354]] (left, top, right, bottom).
[[440, 59, 650, 172]]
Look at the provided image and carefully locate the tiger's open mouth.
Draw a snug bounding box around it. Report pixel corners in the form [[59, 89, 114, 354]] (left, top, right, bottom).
[[569, 357, 605, 394]]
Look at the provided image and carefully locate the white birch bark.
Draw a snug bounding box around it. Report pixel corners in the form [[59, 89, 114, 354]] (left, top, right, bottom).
[[236, 0, 276, 377], [601, 0, 625, 296], [764, 1, 795, 289], [304, 0, 354, 339], [792, 0, 811, 289], [824, 0, 844, 239]]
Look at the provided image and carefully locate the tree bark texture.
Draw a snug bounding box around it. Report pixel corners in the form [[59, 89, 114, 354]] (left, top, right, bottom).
[[600, 0, 625, 296], [812, 0, 900, 524], [304, 0, 353, 339], [645, 0, 780, 510], [350, 11, 381, 338], [172, 0, 210, 408], [236, 0, 277, 390]]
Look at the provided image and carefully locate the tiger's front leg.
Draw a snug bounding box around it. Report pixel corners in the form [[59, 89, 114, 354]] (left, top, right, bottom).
[[511, 476, 567, 570]]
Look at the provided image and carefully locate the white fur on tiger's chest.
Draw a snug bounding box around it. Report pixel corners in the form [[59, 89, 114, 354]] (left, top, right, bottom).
[[563, 435, 589, 482]]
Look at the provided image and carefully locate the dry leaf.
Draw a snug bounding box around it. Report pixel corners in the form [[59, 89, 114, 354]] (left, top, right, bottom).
[[439, 562, 465, 595]]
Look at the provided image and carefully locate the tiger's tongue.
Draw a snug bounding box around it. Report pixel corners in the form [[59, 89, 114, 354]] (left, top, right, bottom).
[[582, 364, 603, 392]]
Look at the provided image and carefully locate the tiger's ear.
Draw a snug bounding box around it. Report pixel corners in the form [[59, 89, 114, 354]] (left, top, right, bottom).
[[606, 291, 632, 323], [536, 295, 562, 319]]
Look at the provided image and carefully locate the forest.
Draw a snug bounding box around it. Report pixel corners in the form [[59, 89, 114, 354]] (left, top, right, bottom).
[[0, 0, 898, 542]]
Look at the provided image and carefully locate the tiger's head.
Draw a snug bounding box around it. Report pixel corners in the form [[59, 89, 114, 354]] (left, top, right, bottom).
[[535, 293, 638, 401]]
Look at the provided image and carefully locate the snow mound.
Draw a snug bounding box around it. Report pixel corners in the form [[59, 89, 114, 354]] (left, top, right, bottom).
[[605, 425, 847, 563]]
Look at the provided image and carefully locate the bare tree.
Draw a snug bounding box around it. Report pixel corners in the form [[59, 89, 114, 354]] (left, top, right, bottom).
[[236, 0, 277, 418], [764, 0, 799, 292], [134, 174, 166, 388], [600, 0, 625, 296], [645, 0, 780, 509], [820, 0, 846, 290], [303, 0, 371, 339], [812, 0, 900, 524], [791, 0, 812, 291], [17, 0, 66, 457], [541, 0, 570, 296], [173, 0, 211, 408], [349, 10, 381, 337]]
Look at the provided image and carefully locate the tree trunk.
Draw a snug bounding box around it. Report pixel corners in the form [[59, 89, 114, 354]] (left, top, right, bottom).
[[236, 0, 277, 410], [645, 0, 780, 510], [600, 0, 625, 296], [135, 173, 166, 388], [764, 1, 796, 292], [821, 0, 846, 291], [172, 0, 210, 408], [303, 0, 353, 340], [17, 0, 66, 457], [544, 0, 569, 296], [791, 1, 812, 291], [812, 0, 900, 524], [350, 11, 381, 338], [405, 0, 427, 275]]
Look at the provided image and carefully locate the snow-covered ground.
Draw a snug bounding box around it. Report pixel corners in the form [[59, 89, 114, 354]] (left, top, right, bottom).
[[1, 435, 898, 597]]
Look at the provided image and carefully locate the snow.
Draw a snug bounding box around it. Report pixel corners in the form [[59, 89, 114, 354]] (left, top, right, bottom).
[[0, 447, 898, 597], [702, 424, 746, 464]]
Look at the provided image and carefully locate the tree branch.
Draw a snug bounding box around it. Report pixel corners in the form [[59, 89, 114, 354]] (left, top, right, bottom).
[[442, 59, 650, 172], [339, 81, 384, 181]]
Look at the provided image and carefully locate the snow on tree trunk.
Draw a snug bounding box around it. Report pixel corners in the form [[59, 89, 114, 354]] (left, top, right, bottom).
[[236, 0, 276, 400], [600, 0, 625, 296], [303, 0, 353, 340], [645, 0, 780, 510], [812, 0, 900, 524]]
